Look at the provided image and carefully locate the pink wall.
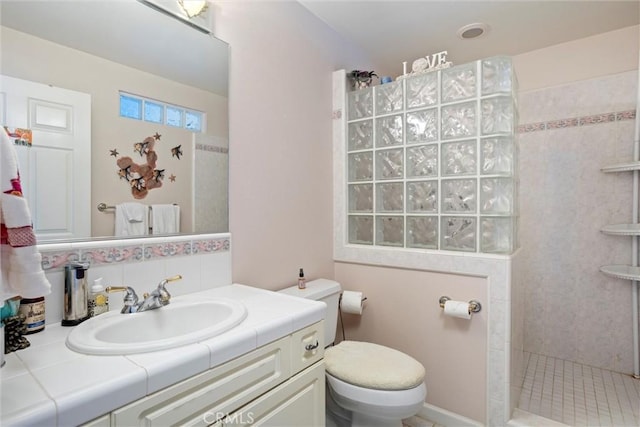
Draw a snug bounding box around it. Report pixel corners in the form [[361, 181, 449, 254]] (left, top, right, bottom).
[[215, 2, 638, 424], [214, 2, 373, 289], [334, 263, 488, 423]]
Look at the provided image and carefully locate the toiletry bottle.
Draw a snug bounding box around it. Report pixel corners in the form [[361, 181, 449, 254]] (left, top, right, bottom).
[[88, 278, 109, 317], [18, 296, 45, 334], [298, 268, 306, 289]]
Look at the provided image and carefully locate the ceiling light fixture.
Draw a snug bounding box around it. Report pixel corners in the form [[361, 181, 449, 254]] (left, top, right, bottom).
[[177, 0, 207, 19], [138, 0, 211, 34], [457, 23, 490, 40]]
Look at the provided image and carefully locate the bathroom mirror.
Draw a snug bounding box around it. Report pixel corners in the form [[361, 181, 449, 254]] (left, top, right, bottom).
[[0, 0, 229, 242]]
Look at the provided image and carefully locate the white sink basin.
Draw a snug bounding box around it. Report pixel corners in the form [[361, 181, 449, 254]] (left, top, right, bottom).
[[66, 298, 248, 355]]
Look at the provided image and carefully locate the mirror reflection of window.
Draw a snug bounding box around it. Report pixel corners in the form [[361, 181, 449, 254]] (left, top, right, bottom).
[[144, 101, 164, 124], [0, 0, 229, 241]]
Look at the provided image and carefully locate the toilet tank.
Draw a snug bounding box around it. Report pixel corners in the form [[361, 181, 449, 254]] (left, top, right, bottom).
[[278, 278, 342, 346]]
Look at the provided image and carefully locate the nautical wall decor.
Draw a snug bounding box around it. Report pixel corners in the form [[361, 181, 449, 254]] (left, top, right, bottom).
[[114, 133, 165, 199]]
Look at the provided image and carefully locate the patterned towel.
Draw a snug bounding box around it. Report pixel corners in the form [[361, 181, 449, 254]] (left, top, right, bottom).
[[1, 128, 52, 302]]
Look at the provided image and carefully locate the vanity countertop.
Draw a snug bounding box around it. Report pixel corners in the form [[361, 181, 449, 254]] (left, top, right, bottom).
[[0, 284, 325, 426]]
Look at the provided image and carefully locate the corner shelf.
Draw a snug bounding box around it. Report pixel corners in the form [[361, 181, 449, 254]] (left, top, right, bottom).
[[600, 265, 640, 281], [601, 162, 640, 173], [600, 163, 640, 282], [601, 223, 640, 236]]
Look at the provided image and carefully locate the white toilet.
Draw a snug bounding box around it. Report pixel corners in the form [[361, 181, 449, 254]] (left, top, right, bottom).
[[279, 279, 426, 427]]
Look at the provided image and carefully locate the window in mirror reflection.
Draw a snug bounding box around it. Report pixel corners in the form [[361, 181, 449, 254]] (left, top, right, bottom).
[[119, 92, 203, 133], [185, 111, 203, 132], [166, 106, 183, 128], [120, 94, 143, 120], [144, 100, 164, 124]]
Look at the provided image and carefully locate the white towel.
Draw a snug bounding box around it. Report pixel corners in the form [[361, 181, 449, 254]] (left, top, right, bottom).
[[151, 204, 180, 235], [0, 128, 52, 301], [114, 202, 149, 236]]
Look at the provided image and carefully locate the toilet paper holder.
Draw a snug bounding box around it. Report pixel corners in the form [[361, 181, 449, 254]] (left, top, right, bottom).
[[438, 296, 482, 313]]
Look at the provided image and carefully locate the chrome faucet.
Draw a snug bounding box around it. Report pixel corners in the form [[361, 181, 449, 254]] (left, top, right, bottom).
[[106, 275, 182, 314]]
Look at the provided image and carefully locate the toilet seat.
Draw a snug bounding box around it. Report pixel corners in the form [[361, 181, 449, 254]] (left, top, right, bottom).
[[326, 373, 427, 408], [325, 341, 425, 390]]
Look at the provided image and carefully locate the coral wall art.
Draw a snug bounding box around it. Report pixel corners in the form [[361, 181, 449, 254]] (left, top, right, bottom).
[[114, 133, 165, 199]]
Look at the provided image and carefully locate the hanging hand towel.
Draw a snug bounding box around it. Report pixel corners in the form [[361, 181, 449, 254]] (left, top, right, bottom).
[[114, 202, 149, 236], [0, 128, 52, 302], [151, 204, 180, 235]]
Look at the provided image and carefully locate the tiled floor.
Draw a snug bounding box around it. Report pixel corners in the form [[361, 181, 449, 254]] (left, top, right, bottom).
[[402, 415, 445, 427], [518, 352, 640, 426]]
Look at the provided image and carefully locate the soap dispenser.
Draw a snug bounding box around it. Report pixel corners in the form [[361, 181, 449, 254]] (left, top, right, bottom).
[[62, 262, 90, 326], [88, 277, 109, 317]]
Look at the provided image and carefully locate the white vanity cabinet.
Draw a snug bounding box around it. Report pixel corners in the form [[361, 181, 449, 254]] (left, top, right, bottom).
[[223, 360, 324, 426], [83, 321, 325, 427]]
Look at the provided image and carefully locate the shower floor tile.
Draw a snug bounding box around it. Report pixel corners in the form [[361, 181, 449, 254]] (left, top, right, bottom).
[[518, 352, 640, 427]]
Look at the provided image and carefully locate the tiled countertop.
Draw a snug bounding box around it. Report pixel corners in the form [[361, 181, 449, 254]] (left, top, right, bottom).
[[1, 284, 325, 426]]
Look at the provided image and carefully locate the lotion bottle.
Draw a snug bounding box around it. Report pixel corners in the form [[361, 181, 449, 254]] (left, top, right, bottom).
[[88, 277, 109, 317], [298, 268, 306, 289]]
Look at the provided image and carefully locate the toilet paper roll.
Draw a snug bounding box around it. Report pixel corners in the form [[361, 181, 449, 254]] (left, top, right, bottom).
[[443, 300, 471, 320], [341, 291, 364, 315]]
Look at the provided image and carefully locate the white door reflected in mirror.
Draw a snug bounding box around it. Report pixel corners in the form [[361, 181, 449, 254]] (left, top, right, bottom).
[[1, 75, 91, 241]]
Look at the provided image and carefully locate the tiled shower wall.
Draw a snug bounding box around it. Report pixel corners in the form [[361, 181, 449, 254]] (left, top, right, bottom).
[[518, 70, 638, 373]]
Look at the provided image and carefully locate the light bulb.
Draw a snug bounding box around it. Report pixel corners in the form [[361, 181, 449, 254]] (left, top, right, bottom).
[[178, 0, 207, 19]]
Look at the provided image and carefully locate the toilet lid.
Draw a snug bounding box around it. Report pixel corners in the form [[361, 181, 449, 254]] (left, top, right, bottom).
[[324, 341, 425, 390]]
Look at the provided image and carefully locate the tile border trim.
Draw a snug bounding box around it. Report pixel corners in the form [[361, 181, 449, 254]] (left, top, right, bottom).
[[38, 233, 230, 271], [517, 109, 635, 133]]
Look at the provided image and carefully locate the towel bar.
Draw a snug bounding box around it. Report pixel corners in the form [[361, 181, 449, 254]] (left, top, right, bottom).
[[97, 202, 177, 212], [97, 203, 114, 212]]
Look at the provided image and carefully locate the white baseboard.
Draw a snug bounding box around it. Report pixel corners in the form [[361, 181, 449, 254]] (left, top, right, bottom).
[[418, 403, 484, 427]]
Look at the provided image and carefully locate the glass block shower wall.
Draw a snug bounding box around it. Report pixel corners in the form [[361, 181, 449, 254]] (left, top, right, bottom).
[[346, 56, 518, 253]]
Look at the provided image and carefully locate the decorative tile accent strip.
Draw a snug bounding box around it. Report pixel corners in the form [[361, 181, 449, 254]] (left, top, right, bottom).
[[195, 143, 229, 154], [81, 245, 144, 265], [41, 251, 79, 270], [519, 109, 635, 133], [546, 118, 580, 129], [192, 237, 230, 253], [517, 122, 546, 133], [144, 241, 192, 259], [578, 113, 616, 126], [616, 110, 636, 121], [38, 234, 230, 271]]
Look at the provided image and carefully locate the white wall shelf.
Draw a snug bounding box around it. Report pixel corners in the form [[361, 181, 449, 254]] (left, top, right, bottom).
[[601, 161, 640, 173], [600, 264, 640, 281], [601, 223, 640, 236]]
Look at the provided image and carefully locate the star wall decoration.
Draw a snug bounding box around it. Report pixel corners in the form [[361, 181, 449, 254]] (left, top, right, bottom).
[[154, 132, 161, 140], [110, 148, 119, 157], [169, 174, 176, 182]]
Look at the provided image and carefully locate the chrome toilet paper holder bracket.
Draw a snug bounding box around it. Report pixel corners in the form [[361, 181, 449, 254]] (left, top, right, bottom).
[[438, 296, 482, 313]]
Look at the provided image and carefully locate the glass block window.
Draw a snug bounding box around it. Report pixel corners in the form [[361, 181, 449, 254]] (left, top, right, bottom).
[[119, 94, 142, 120], [166, 106, 183, 128], [185, 110, 203, 131], [119, 92, 204, 133], [345, 56, 518, 254], [144, 100, 163, 124]]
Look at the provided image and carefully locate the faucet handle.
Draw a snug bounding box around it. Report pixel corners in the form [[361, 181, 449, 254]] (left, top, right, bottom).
[[106, 286, 139, 313], [157, 275, 182, 304], [164, 275, 183, 284]]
